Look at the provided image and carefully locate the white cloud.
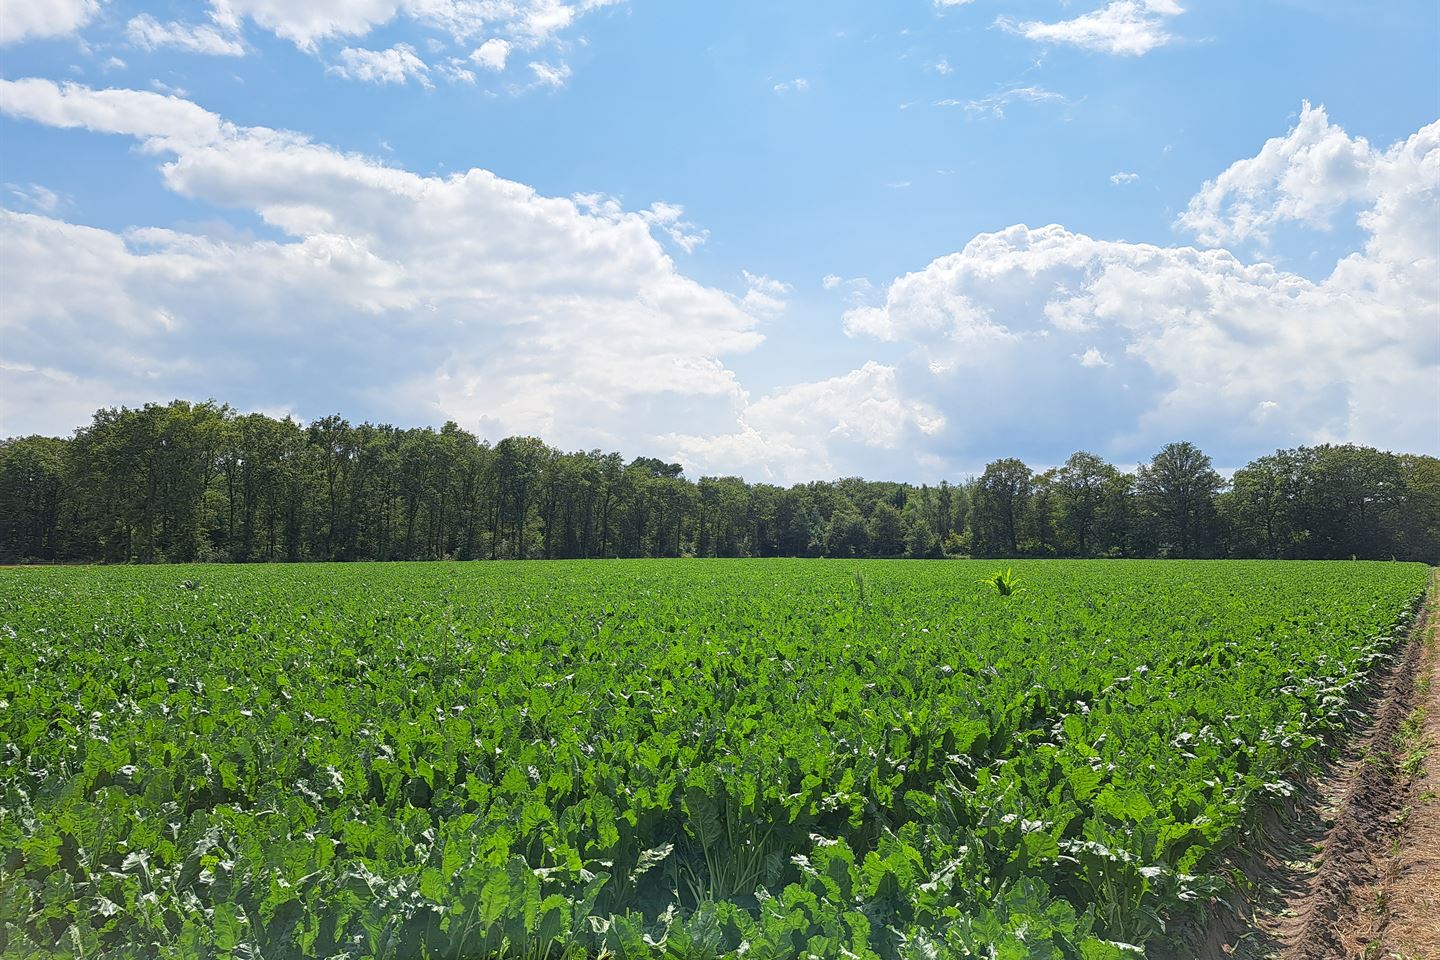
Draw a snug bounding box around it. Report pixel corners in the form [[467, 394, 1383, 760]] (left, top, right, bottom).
[[126, 14, 246, 57], [0, 78, 229, 150], [843, 265, 1015, 346], [1110, 171, 1139, 185], [207, 0, 405, 50], [205, 0, 617, 53], [639, 201, 708, 253], [575, 194, 708, 252], [332, 44, 432, 86], [739, 271, 791, 317], [928, 58, 953, 75], [2, 80, 1433, 480], [149, 79, 189, 98], [840, 108, 1439, 461], [4, 182, 63, 214], [773, 78, 809, 94], [0, 78, 784, 466], [470, 37, 510, 71], [945, 85, 1067, 119], [184, 1, 618, 91], [667, 362, 946, 483], [821, 273, 876, 306], [435, 58, 477, 84], [528, 60, 571, 88], [1, 360, 122, 446], [998, 1, 1184, 57], [1177, 101, 1388, 248], [516, 0, 579, 42], [0, 0, 100, 45]]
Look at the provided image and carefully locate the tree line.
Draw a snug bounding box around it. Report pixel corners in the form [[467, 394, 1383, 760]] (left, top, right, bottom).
[[1, 400, 1436, 564]]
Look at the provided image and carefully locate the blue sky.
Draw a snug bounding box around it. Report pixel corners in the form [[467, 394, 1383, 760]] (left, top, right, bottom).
[[1, 0, 1437, 481]]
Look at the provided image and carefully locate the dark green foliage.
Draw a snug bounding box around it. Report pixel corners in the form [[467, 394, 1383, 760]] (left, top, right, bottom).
[[1, 400, 1436, 564], [1135, 442, 1225, 558], [866, 503, 906, 557], [0, 435, 66, 561], [0, 559, 1427, 958], [971, 458, 1033, 557], [1220, 444, 1439, 561]]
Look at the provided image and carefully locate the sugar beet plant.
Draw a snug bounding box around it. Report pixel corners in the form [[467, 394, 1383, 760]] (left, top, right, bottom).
[[980, 568, 1022, 597], [0, 559, 1427, 959]]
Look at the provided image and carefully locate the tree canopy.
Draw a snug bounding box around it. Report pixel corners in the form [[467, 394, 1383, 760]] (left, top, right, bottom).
[[1, 400, 1436, 564]]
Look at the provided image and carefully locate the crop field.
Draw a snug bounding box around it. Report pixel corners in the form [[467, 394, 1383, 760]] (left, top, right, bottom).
[[0, 560, 1429, 959]]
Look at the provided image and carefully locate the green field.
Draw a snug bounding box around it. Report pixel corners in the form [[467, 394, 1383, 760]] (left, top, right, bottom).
[[0, 560, 1429, 959]]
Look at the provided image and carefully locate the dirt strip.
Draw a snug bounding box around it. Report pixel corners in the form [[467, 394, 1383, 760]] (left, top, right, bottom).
[[1167, 577, 1437, 960], [1370, 574, 1440, 960], [1276, 571, 1439, 960]]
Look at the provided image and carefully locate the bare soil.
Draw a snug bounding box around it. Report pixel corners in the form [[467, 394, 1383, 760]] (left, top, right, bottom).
[[1275, 577, 1431, 960], [1369, 576, 1440, 960]]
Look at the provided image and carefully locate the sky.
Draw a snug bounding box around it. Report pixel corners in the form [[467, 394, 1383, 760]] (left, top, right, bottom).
[[0, 0, 1436, 483]]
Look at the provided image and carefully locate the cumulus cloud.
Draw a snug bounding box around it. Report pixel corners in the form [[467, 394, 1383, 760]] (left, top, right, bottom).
[[470, 37, 511, 71], [666, 362, 946, 483], [1110, 171, 1139, 185], [205, 0, 374, 49], [840, 109, 1439, 463], [1178, 101, 1393, 247], [2, 80, 1433, 480], [332, 44, 432, 86], [0, 0, 100, 45], [573, 194, 708, 253], [0, 81, 926, 478], [773, 78, 809, 94], [0, 78, 229, 149], [998, 1, 1184, 57], [0, 78, 781, 464], [126, 14, 246, 57]]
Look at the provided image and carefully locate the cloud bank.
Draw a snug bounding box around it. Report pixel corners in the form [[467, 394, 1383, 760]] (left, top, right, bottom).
[[838, 108, 1439, 465], [1, 79, 1435, 481], [0, 78, 771, 466]]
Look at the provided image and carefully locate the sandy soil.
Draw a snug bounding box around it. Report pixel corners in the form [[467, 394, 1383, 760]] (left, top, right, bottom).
[[1272, 571, 1438, 960], [1169, 572, 1438, 960], [1370, 574, 1440, 959]]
